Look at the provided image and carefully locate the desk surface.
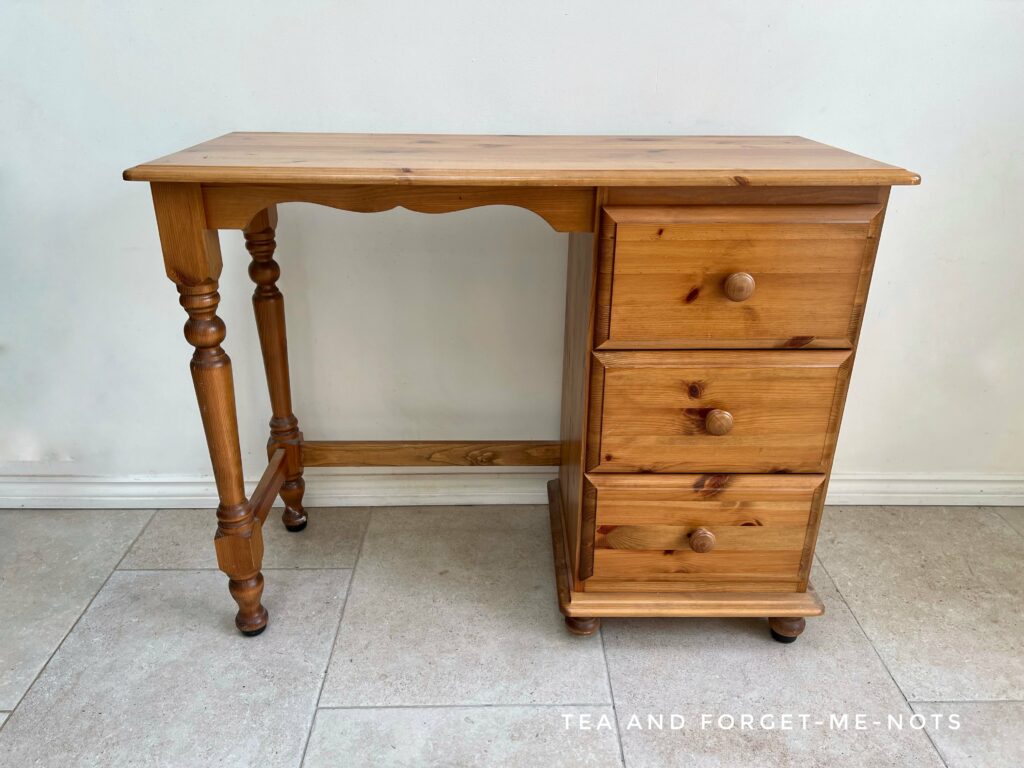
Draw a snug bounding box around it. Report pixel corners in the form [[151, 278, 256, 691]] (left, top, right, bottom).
[[123, 133, 919, 187]]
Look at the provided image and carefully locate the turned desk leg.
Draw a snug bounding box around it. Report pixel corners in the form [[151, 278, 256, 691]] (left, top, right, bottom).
[[180, 281, 268, 635], [152, 183, 269, 636], [244, 208, 307, 532]]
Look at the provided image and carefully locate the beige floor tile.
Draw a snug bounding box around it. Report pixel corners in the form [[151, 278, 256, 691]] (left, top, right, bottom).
[[304, 706, 623, 768], [817, 506, 1024, 701], [0, 509, 152, 709], [602, 564, 944, 768], [319, 506, 611, 706], [911, 702, 1024, 768], [995, 507, 1024, 537], [0, 569, 348, 768], [119, 506, 369, 569]]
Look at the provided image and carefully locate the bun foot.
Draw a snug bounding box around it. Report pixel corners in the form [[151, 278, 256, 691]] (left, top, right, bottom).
[[565, 616, 601, 636], [235, 606, 269, 636], [282, 506, 307, 532], [280, 477, 307, 532], [769, 616, 806, 643]]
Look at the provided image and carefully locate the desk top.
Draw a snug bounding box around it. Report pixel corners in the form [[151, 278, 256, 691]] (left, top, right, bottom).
[[123, 133, 919, 187]]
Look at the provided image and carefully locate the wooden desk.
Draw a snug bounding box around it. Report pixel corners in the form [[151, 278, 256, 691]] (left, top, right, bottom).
[[124, 134, 918, 640]]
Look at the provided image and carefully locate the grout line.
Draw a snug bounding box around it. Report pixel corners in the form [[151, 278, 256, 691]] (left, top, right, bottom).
[[300, 709, 321, 767], [4, 510, 157, 717], [815, 556, 950, 768], [298, 509, 372, 768], [992, 509, 1024, 539], [598, 626, 628, 768], [314, 703, 618, 711]]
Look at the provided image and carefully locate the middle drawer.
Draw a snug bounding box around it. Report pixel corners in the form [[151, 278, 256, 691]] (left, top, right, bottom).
[[587, 350, 851, 474]]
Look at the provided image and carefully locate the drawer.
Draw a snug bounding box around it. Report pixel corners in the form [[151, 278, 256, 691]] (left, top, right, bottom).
[[596, 205, 884, 349], [582, 474, 823, 592], [587, 350, 851, 473]]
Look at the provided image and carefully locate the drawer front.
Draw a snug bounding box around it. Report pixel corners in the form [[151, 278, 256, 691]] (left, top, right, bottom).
[[598, 204, 883, 349], [588, 350, 851, 473], [583, 474, 823, 592]]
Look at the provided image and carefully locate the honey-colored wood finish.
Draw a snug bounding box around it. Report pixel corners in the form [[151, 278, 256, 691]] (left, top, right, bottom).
[[581, 474, 822, 593], [588, 350, 852, 473], [604, 185, 887, 206], [548, 479, 824, 618], [127, 134, 915, 639], [599, 205, 884, 348], [558, 192, 606, 586], [250, 449, 287, 525], [302, 440, 560, 468], [151, 182, 268, 636], [204, 184, 594, 233], [125, 133, 920, 187], [244, 208, 307, 532]]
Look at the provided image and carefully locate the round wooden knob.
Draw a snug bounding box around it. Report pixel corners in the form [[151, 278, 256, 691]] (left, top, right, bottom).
[[704, 409, 733, 436], [689, 527, 716, 553], [723, 272, 755, 302]]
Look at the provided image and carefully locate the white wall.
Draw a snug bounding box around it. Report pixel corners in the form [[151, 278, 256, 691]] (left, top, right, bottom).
[[2, 1, 1022, 506]]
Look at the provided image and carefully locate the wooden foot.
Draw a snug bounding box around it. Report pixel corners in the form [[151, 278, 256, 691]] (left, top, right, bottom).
[[245, 208, 307, 533], [565, 616, 601, 636], [214, 505, 269, 636], [280, 477, 307, 531], [229, 572, 269, 635], [769, 616, 806, 643]]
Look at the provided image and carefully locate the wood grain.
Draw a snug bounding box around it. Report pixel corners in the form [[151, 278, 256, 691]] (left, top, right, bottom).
[[244, 208, 306, 531], [604, 185, 886, 206], [130, 134, 914, 636], [549, 479, 825, 615], [124, 133, 920, 187], [153, 185, 267, 634], [559, 221, 601, 585], [150, 183, 223, 286], [301, 440, 560, 467], [588, 350, 851, 473], [204, 184, 595, 233], [250, 449, 287, 525], [582, 473, 820, 592], [597, 205, 882, 348]]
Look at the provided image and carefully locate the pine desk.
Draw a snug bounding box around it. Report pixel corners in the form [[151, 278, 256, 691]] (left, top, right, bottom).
[[124, 133, 918, 639]]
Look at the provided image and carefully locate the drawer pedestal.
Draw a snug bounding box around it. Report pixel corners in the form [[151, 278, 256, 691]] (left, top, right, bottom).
[[556, 189, 901, 642]]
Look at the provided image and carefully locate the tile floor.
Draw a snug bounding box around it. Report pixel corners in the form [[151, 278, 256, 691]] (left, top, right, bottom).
[[0, 504, 1021, 767]]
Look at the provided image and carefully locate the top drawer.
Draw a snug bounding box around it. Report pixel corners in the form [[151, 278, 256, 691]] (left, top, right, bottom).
[[596, 205, 884, 349]]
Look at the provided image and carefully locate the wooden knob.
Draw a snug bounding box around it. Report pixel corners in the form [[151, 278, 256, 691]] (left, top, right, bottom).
[[723, 272, 755, 302], [704, 409, 733, 436], [689, 527, 716, 553]]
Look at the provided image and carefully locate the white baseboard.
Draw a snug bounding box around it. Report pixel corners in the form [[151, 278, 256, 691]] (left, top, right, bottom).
[[824, 473, 1024, 506], [1, 470, 1022, 509], [0, 470, 556, 509]]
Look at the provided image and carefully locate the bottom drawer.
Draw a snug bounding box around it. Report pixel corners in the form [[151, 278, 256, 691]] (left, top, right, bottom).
[[582, 473, 824, 593]]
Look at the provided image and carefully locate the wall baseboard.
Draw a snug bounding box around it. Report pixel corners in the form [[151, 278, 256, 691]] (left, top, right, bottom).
[[1, 470, 1022, 508]]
